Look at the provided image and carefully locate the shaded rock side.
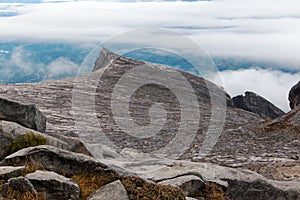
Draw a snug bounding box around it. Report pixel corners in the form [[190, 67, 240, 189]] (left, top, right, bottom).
[[289, 81, 300, 109], [0, 166, 25, 180], [0, 97, 46, 132], [26, 170, 80, 200], [232, 91, 284, 119]]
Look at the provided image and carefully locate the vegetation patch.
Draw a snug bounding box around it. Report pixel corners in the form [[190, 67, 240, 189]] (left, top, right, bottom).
[[5, 131, 47, 155], [190, 182, 229, 200], [0, 179, 40, 200], [73, 173, 185, 200]]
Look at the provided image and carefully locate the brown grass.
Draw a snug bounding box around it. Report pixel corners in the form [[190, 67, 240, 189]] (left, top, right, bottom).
[[73, 173, 185, 200], [190, 182, 229, 200]]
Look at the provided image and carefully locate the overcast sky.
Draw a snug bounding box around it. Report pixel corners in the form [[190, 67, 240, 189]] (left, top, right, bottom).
[[0, 0, 300, 111]]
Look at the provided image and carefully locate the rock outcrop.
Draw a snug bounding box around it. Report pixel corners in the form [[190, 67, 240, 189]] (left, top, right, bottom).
[[0, 97, 46, 132], [289, 81, 300, 109], [232, 91, 285, 119]]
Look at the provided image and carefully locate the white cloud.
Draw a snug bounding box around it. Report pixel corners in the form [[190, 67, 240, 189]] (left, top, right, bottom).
[[46, 57, 79, 79], [0, 1, 299, 69], [207, 68, 300, 112]]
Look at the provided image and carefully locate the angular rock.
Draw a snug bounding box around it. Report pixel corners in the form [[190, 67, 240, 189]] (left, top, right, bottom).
[[93, 48, 128, 72], [159, 175, 204, 196], [289, 81, 300, 109], [0, 97, 46, 132], [2, 176, 37, 197], [0, 166, 25, 180], [87, 180, 129, 200], [0, 145, 115, 177], [0, 120, 90, 160], [232, 91, 285, 119], [26, 170, 80, 200]]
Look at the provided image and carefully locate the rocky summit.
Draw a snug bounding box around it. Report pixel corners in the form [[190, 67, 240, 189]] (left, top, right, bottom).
[[0, 49, 299, 200], [232, 91, 285, 119], [289, 81, 300, 110]]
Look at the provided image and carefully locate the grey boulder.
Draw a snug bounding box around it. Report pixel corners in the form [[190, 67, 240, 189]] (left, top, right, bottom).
[[0, 97, 46, 132], [26, 170, 80, 200], [0, 166, 25, 180], [87, 180, 129, 200], [0, 145, 115, 177], [0, 120, 90, 160]]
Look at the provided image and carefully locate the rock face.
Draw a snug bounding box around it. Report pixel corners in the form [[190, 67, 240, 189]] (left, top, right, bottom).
[[289, 81, 300, 109], [232, 91, 285, 119], [0, 49, 298, 175], [93, 48, 124, 72], [0, 97, 46, 132]]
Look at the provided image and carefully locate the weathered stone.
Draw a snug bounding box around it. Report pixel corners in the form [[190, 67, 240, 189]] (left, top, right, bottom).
[[0, 145, 115, 177], [26, 170, 80, 200], [159, 175, 204, 196], [185, 197, 201, 200], [0, 166, 25, 180], [0, 97, 46, 132], [2, 176, 37, 197], [232, 91, 285, 119], [289, 81, 300, 109], [0, 120, 91, 160], [87, 180, 129, 200]]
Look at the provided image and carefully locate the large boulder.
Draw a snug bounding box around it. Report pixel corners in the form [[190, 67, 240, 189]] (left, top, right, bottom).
[[232, 91, 284, 119], [289, 81, 300, 109], [0, 97, 46, 132], [0, 145, 115, 177], [0, 120, 91, 160], [26, 170, 80, 200]]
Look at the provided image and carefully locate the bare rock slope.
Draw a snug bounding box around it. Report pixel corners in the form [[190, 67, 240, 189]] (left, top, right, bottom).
[[0, 49, 299, 199]]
